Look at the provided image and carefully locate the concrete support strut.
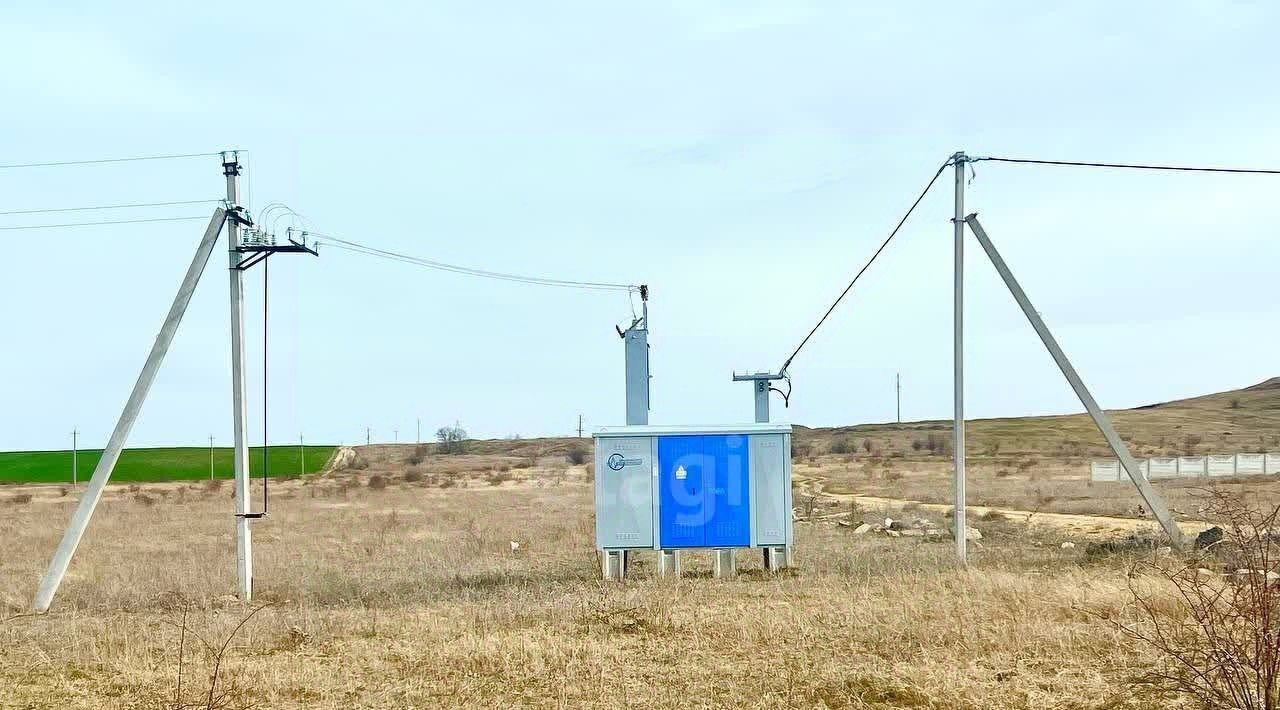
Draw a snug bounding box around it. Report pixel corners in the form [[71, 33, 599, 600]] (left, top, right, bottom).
[[963, 214, 1184, 549], [32, 208, 228, 613]]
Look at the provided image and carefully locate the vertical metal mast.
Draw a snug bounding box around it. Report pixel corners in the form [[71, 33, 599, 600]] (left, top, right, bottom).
[[224, 151, 254, 600], [622, 285, 650, 426], [951, 151, 968, 565]]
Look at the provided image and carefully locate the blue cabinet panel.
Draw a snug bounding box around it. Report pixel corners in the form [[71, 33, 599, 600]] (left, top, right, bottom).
[[658, 435, 706, 548], [658, 434, 751, 548]]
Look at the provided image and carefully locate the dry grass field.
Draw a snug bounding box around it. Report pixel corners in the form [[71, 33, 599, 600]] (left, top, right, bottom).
[[4, 379, 1280, 708], [0, 461, 1185, 709]]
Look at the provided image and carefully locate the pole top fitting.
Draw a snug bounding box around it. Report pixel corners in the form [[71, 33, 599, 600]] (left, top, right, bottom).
[[221, 150, 241, 176], [639, 284, 648, 301], [950, 151, 968, 164]]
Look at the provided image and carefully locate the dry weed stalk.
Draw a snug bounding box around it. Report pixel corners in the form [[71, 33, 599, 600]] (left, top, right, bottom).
[[1118, 489, 1280, 709], [165, 602, 273, 710]]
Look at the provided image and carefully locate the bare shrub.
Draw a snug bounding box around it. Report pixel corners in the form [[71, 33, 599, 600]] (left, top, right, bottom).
[[862, 437, 874, 454], [407, 444, 428, 466], [1183, 433, 1204, 455], [135, 493, 157, 507], [1230, 398, 1242, 410], [59, 486, 69, 497], [791, 442, 813, 461], [512, 460, 532, 470], [204, 478, 225, 493], [367, 474, 388, 490], [1115, 489, 1280, 708], [924, 433, 951, 456], [438, 476, 457, 489], [7, 493, 33, 505], [565, 446, 589, 465], [829, 438, 852, 455], [403, 470, 423, 483], [487, 470, 513, 486], [493, 462, 512, 473], [911, 439, 924, 452]]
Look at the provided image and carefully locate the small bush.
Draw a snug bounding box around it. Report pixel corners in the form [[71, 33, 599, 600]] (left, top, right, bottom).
[[438, 477, 457, 489], [367, 474, 388, 490], [512, 460, 532, 470], [407, 444, 428, 466], [1229, 398, 1242, 409], [8, 493, 33, 505], [862, 438, 874, 454], [487, 470, 513, 486], [829, 439, 852, 455], [566, 447, 589, 465], [911, 439, 924, 452], [1183, 433, 1203, 455], [403, 470, 423, 483]]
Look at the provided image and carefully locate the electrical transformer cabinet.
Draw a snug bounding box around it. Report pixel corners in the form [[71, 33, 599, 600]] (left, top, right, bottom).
[[593, 424, 793, 552]]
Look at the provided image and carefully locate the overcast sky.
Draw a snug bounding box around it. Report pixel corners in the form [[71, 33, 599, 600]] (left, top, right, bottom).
[[2, 2, 1278, 451]]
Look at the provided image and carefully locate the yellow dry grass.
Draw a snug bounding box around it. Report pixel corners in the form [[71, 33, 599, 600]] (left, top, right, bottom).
[[2, 460, 1193, 709]]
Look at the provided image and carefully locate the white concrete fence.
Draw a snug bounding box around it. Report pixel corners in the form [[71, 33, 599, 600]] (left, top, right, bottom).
[[1091, 453, 1280, 482]]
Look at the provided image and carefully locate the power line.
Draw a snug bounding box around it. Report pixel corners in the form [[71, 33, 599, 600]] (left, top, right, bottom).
[[779, 159, 952, 374], [0, 199, 222, 216], [313, 233, 638, 292], [973, 156, 1280, 175], [0, 215, 209, 231], [0, 152, 223, 170]]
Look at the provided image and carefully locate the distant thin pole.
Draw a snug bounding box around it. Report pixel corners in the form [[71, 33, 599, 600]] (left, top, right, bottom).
[[577, 414, 584, 438], [366, 427, 371, 446], [299, 433, 304, 476], [209, 435, 215, 480], [416, 418, 421, 444], [72, 429, 78, 486], [896, 374, 901, 424], [394, 429, 398, 443]]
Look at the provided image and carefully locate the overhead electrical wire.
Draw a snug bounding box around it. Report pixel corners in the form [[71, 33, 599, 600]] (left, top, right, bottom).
[[778, 159, 953, 374], [0, 152, 224, 170], [0, 215, 210, 231], [312, 232, 639, 293], [0, 199, 222, 216], [972, 156, 1280, 175]]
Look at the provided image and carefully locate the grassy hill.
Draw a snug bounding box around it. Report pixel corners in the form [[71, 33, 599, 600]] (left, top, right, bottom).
[[0, 445, 336, 485], [795, 377, 1280, 460]]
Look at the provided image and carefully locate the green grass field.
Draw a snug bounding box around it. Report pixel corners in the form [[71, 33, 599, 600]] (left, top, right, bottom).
[[0, 445, 336, 485]]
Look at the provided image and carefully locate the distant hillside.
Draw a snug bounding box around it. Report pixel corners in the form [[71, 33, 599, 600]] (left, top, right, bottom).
[[796, 378, 1280, 460], [400, 378, 1280, 464]]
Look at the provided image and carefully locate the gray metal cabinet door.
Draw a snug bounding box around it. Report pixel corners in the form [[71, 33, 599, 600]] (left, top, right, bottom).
[[750, 434, 788, 546], [594, 436, 655, 549]]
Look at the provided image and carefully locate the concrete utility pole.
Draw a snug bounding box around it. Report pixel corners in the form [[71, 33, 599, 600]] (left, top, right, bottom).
[[33, 207, 228, 613], [366, 427, 371, 446], [209, 435, 215, 480], [577, 414, 584, 438], [896, 373, 901, 424], [951, 151, 968, 565], [394, 429, 398, 443], [71, 429, 78, 487], [416, 418, 421, 445], [225, 152, 254, 601]]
